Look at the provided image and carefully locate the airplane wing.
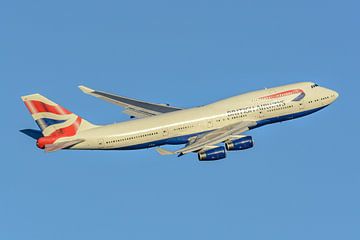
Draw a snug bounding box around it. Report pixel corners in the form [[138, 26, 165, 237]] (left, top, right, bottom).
[[156, 121, 257, 156], [45, 139, 85, 152], [79, 85, 183, 118]]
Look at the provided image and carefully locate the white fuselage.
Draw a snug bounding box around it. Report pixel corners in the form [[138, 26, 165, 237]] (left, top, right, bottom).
[[71, 82, 338, 150]]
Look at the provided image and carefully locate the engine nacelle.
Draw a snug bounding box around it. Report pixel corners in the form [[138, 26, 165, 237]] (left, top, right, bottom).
[[198, 146, 226, 161], [225, 136, 254, 151]]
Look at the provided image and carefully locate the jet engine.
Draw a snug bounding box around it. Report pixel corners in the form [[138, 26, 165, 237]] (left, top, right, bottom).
[[225, 136, 254, 151], [198, 146, 226, 161]]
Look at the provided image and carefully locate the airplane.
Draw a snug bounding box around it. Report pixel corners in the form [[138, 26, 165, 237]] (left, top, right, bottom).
[[20, 82, 339, 160]]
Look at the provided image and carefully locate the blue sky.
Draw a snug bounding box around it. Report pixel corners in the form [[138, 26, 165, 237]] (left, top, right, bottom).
[[1, 0, 359, 239]]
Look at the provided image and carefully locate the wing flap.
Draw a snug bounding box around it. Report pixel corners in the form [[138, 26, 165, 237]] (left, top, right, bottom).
[[122, 107, 156, 118]]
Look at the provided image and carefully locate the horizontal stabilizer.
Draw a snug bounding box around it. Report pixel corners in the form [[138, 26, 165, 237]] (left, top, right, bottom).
[[45, 139, 85, 152], [20, 129, 43, 140]]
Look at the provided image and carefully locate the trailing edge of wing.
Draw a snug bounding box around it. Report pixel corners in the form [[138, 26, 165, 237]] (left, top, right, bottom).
[[79, 85, 183, 118]]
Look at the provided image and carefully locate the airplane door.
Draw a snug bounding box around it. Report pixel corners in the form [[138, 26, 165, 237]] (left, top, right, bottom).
[[298, 101, 306, 110], [207, 120, 213, 129], [258, 111, 264, 119], [162, 129, 169, 137], [97, 138, 105, 148]]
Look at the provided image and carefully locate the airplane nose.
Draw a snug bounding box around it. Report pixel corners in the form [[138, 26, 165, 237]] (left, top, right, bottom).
[[329, 89, 339, 102]]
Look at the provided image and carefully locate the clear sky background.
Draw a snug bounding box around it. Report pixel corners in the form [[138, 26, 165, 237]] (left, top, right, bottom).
[[1, 0, 359, 239]]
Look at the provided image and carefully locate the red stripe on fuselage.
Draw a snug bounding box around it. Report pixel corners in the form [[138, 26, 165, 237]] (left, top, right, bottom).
[[24, 100, 72, 115], [259, 89, 304, 100]]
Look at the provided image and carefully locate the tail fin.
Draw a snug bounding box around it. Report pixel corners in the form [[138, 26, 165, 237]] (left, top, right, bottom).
[[21, 94, 97, 137]]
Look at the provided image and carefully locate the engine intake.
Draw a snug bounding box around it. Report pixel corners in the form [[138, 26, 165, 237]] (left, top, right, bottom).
[[225, 136, 254, 151], [198, 146, 226, 161]]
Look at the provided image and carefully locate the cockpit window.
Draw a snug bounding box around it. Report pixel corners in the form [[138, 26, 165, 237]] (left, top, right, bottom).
[[311, 84, 319, 88]]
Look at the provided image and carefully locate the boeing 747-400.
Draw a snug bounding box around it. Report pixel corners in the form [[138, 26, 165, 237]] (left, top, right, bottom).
[[21, 82, 338, 160]]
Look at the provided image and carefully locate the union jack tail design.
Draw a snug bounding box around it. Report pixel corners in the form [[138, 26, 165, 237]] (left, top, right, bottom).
[[21, 94, 96, 148]]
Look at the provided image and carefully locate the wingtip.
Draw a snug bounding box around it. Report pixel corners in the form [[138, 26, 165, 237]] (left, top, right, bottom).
[[78, 85, 94, 94]]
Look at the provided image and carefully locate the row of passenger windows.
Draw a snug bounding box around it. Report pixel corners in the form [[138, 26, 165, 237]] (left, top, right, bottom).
[[321, 96, 330, 101], [258, 101, 285, 111], [267, 104, 293, 112], [173, 125, 194, 131], [259, 103, 284, 111], [106, 123, 198, 145], [231, 114, 248, 120], [229, 111, 248, 117], [106, 121, 215, 145], [308, 96, 330, 104], [106, 131, 159, 144]]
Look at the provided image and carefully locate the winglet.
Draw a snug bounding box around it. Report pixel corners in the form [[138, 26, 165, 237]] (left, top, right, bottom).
[[156, 147, 175, 156], [78, 85, 95, 94]]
